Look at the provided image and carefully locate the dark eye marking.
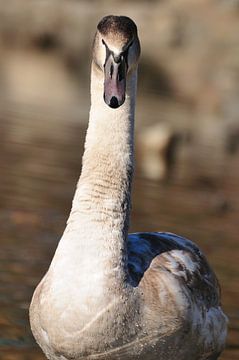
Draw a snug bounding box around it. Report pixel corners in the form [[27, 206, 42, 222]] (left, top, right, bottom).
[[127, 39, 134, 49], [121, 39, 134, 66], [102, 40, 111, 68]]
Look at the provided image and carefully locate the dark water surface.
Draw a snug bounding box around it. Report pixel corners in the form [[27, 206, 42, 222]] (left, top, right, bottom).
[[0, 104, 238, 359]]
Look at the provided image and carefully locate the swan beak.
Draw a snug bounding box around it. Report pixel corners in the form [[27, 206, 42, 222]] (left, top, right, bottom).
[[103, 54, 127, 109]]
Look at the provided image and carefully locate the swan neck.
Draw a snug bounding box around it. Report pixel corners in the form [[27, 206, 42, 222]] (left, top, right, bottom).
[[72, 63, 137, 218], [65, 62, 137, 283]]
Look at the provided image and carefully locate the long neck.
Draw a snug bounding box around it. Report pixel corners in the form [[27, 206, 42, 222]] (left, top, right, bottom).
[[65, 62, 137, 286]]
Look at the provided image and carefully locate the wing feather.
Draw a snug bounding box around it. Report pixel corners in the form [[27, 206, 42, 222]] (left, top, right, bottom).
[[127, 232, 220, 308]]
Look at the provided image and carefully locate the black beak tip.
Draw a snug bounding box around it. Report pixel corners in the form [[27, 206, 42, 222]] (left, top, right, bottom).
[[109, 96, 119, 109], [103, 94, 125, 109]]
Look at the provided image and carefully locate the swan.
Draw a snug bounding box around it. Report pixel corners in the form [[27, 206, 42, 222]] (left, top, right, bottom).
[[30, 15, 227, 360]]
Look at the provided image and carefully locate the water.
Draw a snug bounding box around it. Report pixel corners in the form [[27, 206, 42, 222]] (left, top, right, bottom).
[[0, 101, 238, 359]]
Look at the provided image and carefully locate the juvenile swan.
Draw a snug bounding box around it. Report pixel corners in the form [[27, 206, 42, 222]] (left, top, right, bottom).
[[30, 16, 227, 360]]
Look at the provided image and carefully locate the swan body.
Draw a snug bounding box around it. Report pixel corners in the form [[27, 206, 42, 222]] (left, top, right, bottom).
[[30, 16, 227, 360]]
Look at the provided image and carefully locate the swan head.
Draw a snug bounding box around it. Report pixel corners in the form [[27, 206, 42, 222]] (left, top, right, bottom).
[[93, 15, 140, 109]]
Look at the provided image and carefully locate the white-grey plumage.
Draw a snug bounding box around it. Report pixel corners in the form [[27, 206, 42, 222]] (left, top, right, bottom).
[[29, 15, 227, 360]]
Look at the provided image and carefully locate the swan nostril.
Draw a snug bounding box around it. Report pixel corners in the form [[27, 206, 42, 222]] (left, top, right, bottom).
[[109, 96, 119, 108]]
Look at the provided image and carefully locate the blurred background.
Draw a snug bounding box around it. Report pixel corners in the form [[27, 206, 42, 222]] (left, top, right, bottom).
[[0, 0, 238, 359]]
